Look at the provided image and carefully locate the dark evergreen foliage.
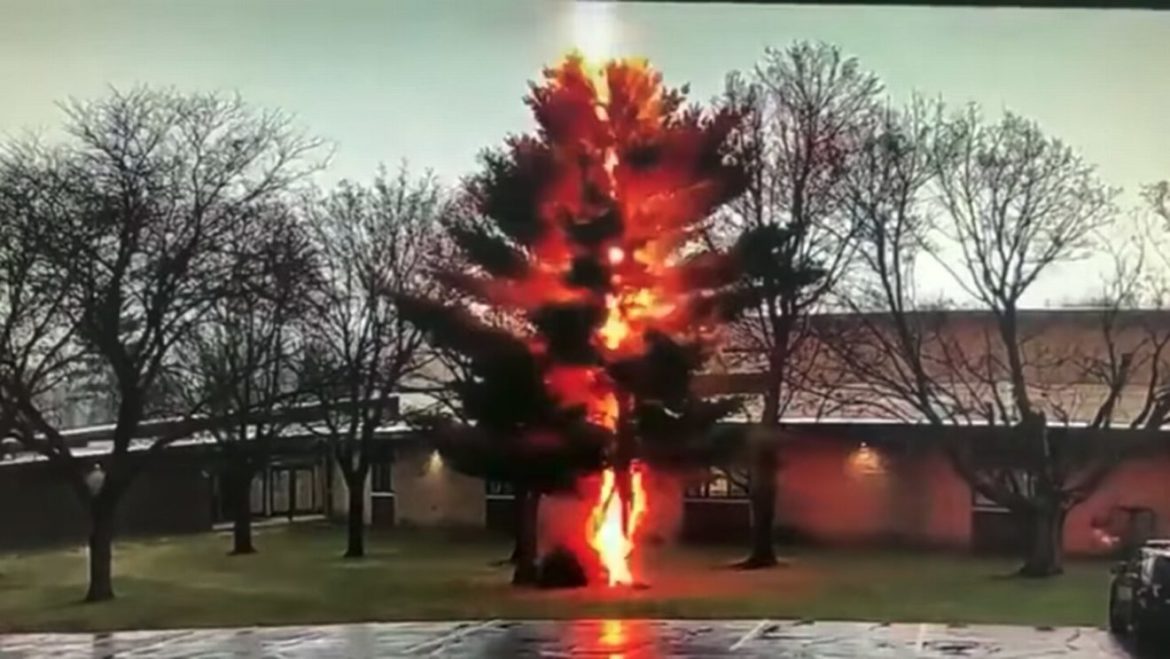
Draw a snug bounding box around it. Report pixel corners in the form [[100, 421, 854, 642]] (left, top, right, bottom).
[[396, 55, 754, 523]]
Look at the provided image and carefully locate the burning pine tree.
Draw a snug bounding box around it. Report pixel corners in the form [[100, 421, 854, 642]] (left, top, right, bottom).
[[398, 55, 749, 587]]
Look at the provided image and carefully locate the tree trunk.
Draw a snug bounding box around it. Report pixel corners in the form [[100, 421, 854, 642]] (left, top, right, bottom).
[[1019, 505, 1066, 578], [507, 526, 520, 564], [614, 462, 633, 535], [741, 444, 779, 569], [499, 493, 524, 565], [344, 479, 366, 559], [85, 500, 115, 603], [512, 488, 540, 586], [229, 467, 256, 556], [740, 358, 784, 570]]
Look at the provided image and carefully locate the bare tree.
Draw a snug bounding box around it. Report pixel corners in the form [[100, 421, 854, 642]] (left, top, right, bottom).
[[0, 88, 321, 601], [398, 202, 528, 566], [1146, 181, 1168, 222], [819, 104, 1168, 577], [0, 143, 89, 483], [299, 166, 445, 559], [714, 42, 881, 568], [170, 202, 320, 555]]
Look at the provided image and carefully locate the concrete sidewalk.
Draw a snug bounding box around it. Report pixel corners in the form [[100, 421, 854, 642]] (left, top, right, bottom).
[[0, 619, 1137, 657]]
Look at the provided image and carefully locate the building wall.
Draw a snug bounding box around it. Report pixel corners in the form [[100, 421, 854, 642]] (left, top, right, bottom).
[[0, 457, 213, 551], [770, 433, 1170, 557], [778, 438, 887, 545], [1067, 453, 1170, 555], [797, 310, 1170, 391], [328, 459, 371, 525], [391, 448, 485, 528], [325, 448, 484, 530], [919, 449, 974, 548], [378, 430, 1169, 558], [710, 309, 1170, 428], [5, 429, 1161, 557], [371, 494, 396, 527], [773, 435, 969, 550]]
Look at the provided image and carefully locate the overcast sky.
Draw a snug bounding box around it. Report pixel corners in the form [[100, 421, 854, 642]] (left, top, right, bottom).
[[1, 0, 1167, 304]]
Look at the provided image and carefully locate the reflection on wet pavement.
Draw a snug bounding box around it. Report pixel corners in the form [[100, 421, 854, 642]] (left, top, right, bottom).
[[0, 619, 1140, 657]]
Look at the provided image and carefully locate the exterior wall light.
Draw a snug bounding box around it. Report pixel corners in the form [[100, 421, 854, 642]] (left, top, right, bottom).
[[426, 450, 443, 476], [85, 463, 106, 496], [847, 442, 885, 477]]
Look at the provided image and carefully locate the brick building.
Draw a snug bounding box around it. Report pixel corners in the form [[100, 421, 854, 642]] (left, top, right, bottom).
[[369, 308, 1170, 557], [3, 309, 1169, 557]]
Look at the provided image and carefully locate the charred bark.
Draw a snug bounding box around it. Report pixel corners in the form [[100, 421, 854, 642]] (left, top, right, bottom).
[[614, 392, 636, 538], [503, 491, 524, 565], [508, 509, 521, 564], [512, 487, 540, 586], [490, 494, 523, 567]]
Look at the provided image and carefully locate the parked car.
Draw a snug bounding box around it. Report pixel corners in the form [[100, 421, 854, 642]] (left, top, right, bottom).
[[1109, 539, 1170, 646]]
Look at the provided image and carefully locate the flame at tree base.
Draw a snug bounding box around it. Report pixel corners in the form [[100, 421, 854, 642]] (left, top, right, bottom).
[[587, 463, 648, 587]]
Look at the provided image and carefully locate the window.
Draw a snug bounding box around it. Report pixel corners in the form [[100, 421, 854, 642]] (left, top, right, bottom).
[[1142, 555, 1157, 582], [1153, 556, 1170, 584], [250, 476, 266, 515], [486, 480, 514, 498], [270, 470, 290, 514], [292, 467, 318, 513], [371, 460, 393, 494], [686, 467, 749, 499], [971, 471, 1034, 512], [972, 489, 1005, 512]]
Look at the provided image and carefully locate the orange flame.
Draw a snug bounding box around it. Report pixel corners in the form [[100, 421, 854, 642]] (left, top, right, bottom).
[[583, 59, 654, 588], [519, 56, 739, 589], [598, 288, 677, 353], [588, 463, 647, 586]]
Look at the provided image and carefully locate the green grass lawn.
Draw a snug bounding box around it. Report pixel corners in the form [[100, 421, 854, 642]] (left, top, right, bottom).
[[0, 524, 1113, 633]]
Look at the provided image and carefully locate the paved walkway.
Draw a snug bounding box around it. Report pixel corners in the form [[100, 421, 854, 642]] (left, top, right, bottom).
[[0, 619, 1139, 658]]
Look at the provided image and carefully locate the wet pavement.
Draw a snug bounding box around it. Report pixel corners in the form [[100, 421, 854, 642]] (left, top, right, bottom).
[[0, 619, 1140, 657]]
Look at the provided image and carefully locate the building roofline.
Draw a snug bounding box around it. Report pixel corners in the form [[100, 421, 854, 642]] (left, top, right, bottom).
[[20, 396, 405, 446], [5, 414, 1162, 470], [804, 307, 1170, 323], [0, 421, 421, 469]]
